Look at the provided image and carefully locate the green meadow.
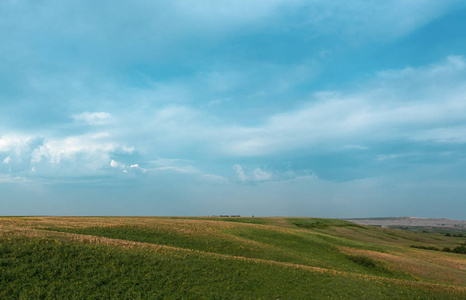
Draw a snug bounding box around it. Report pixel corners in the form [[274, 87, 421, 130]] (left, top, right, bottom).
[[1, 217, 465, 299]]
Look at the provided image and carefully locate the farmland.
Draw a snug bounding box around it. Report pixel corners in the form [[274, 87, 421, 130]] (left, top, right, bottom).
[[1, 217, 465, 299]]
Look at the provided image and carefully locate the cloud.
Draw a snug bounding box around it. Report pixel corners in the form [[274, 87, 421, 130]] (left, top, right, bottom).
[[120, 55, 466, 162], [300, 1, 464, 41], [0, 135, 44, 173], [125, 158, 230, 184], [108, 159, 140, 174], [376, 154, 406, 161], [219, 56, 466, 156], [31, 132, 132, 164], [0, 136, 32, 154], [233, 165, 274, 182], [342, 145, 369, 150], [0, 131, 135, 178], [201, 174, 229, 184], [38, 55, 463, 172], [155, 166, 198, 174], [149, 158, 198, 173], [72, 112, 112, 125], [0, 174, 28, 183], [413, 126, 466, 144], [233, 164, 248, 182], [252, 168, 272, 181], [1, 1, 461, 82]]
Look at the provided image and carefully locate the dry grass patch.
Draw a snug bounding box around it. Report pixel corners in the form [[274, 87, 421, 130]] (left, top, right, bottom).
[[340, 246, 466, 286]]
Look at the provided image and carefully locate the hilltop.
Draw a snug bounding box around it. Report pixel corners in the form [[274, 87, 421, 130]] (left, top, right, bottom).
[[1, 217, 465, 299]]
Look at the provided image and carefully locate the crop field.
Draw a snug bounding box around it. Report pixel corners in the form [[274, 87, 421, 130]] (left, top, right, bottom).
[[1, 217, 465, 299]]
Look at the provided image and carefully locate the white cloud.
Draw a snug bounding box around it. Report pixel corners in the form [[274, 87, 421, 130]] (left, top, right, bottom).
[[150, 158, 192, 167], [0, 138, 13, 152], [143, 158, 229, 183], [201, 174, 229, 184], [2, 53, 465, 182], [233, 164, 248, 181], [31, 132, 131, 164], [252, 168, 272, 181], [147, 158, 199, 174], [413, 126, 466, 144], [108, 160, 142, 174], [0, 174, 28, 183], [155, 166, 198, 174], [343, 145, 369, 150], [0, 131, 137, 178], [0, 136, 32, 154], [232, 164, 319, 183], [218, 56, 466, 156], [376, 154, 405, 161], [107, 56, 466, 159], [233, 165, 273, 182], [72, 112, 112, 125], [0, 135, 44, 174]]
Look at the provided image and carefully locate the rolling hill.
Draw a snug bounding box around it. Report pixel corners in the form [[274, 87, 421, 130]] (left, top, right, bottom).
[[1, 216, 465, 299]]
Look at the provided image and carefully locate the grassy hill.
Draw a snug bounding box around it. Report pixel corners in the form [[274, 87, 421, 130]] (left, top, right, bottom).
[[1, 217, 465, 299]]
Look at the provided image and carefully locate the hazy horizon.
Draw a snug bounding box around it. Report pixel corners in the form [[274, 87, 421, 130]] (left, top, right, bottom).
[[1, 215, 465, 222], [2, 1, 466, 219]]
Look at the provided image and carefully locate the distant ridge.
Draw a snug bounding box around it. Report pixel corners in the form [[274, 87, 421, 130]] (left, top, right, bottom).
[[345, 217, 466, 232]]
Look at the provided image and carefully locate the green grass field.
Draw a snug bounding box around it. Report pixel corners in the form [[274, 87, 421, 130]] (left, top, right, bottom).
[[1, 217, 465, 299]]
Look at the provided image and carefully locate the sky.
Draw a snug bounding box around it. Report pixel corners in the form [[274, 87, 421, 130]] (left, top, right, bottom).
[[1, 0, 466, 218]]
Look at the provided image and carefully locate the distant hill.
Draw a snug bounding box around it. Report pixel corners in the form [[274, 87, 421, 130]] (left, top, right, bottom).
[[345, 217, 466, 233]]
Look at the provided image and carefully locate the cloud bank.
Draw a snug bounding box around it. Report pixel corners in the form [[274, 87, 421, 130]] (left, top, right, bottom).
[[1, 1, 466, 217]]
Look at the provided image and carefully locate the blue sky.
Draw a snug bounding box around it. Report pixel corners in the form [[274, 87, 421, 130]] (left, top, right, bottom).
[[1, 1, 466, 218]]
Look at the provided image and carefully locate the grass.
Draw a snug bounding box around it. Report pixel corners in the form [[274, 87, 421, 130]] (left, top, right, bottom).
[[289, 217, 364, 229], [346, 255, 382, 269], [1, 216, 465, 299]]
